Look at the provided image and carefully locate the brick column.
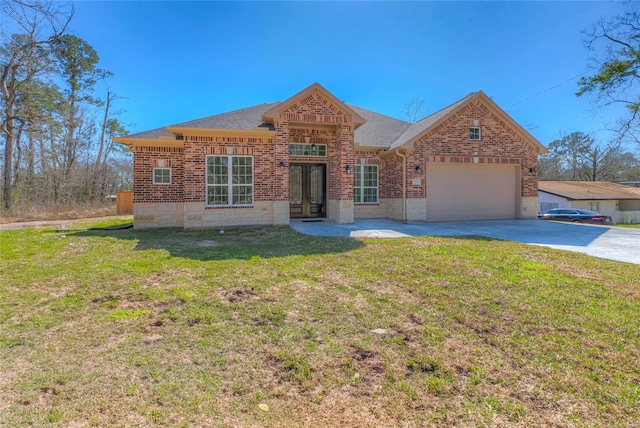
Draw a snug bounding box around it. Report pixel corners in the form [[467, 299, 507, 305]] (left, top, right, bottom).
[[330, 122, 355, 224], [273, 120, 291, 224]]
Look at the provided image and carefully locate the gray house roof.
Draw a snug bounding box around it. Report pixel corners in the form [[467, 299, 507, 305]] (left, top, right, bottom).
[[124, 91, 532, 151], [349, 104, 410, 148], [389, 93, 475, 149], [127, 103, 280, 139]]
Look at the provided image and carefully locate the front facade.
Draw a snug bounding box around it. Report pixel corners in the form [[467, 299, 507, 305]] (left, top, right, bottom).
[[539, 181, 640, 224], [115, 83, 548, 229]]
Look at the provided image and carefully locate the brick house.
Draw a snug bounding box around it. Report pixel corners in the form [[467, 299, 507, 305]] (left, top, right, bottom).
[[114, 83, 548, 229]]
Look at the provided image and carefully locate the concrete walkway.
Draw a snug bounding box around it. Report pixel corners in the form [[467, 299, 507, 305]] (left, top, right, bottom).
[[291, 219, 640, 265]]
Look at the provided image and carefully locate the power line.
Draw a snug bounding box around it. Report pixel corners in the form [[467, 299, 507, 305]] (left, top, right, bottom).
[[506, 69, 594, 108]]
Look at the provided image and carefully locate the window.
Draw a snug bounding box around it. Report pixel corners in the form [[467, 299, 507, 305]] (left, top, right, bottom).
[[206, 156, 253, 206], [540, 202, 558, 213], [153, 168, 171, 184], [354, 164, 378, 204], [289, 144, 327, 156], [470, 127, 481, 140], [587, 202, 600, 212]]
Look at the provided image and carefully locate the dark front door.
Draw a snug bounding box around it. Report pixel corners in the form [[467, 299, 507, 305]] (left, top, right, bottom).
[[290, 164, 326, 218]]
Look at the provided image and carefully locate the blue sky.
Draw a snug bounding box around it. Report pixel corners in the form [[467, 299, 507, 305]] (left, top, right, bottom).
[[67, 1, 630, 146]]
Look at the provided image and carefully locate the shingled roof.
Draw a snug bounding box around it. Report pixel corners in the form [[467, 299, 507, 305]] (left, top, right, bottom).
[[122, 90, 544, 153], [389, 93, 475, 149], [538, 181, 640, 200], [126, 103, 281, 139], [349, 104, 410, 148]]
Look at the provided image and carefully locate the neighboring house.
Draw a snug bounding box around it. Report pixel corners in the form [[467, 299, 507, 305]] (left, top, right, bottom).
[[538, 181, 640, 223], [114, 83, 548, 229]]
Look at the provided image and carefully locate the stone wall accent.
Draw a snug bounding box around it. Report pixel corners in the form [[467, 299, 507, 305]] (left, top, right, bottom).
[[520, 196, 539, 219], [133, 202, 184, 229], [183, 201, 277, 229]]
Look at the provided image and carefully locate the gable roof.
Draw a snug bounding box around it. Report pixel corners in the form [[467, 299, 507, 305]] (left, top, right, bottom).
[[389, 91, 548, 154], [539, 181, 640, 200], [262, 82, 366, 127], [389, 93, 475, 149], [118, 86, 548, 155]]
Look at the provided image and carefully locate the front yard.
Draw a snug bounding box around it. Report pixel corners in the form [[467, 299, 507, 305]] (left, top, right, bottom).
[[1, 220, 638, 426]]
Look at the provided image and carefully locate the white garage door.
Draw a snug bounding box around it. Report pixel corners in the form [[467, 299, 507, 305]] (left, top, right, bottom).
[[426, 164, 519, 221]]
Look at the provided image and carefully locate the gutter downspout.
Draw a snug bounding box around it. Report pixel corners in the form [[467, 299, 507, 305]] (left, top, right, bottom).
[[396, 149, 407, 222]]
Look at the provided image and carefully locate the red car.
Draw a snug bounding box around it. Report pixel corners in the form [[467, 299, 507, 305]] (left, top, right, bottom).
[[538, 208, 613, 224]]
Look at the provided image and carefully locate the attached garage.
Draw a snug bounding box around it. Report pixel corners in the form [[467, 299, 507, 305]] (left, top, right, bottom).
[[425, 164, 520, 222]]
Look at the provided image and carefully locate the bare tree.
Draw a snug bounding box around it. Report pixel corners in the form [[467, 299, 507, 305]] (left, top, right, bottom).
[[577, 9, 640, 144], [541, 131, 632, 181], [1, 0, 73, 208], [403, 96, 426, 123]]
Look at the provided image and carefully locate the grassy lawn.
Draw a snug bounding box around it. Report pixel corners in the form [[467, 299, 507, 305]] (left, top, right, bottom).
[[1, 220, 639, 427], [616, 223, 640, 228]]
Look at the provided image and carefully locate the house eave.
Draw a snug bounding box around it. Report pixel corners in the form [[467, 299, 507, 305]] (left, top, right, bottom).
[[113, 137, 184, 150], [165, 127, 276, 139]]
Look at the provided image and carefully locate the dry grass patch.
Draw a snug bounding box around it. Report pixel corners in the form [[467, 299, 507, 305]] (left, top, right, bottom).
[[0, 223, 638, 426]]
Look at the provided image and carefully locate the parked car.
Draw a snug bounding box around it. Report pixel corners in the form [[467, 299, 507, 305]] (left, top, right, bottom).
[[538, 208, 613, 224]]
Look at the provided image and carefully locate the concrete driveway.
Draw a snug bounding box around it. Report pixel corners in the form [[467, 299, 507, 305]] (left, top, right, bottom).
[[290, 219, 640, 265]]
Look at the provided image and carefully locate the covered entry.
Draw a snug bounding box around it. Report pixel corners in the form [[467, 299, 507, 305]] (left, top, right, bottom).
[[425, 164, 519, 221], [290, 164, 326, 218]]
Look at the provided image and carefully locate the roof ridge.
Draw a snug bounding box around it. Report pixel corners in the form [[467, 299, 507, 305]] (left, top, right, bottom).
[[413, 91, 478, 126], [388, 92, 478, 149], [346, 103, 410, 125]]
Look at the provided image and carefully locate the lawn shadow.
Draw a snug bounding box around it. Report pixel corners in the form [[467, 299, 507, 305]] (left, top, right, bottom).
[[73, 225, 363, 260]]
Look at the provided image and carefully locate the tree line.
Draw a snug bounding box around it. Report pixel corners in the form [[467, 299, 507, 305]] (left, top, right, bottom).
[[1, 0, 131, 212], [539, 132, 639, 181]]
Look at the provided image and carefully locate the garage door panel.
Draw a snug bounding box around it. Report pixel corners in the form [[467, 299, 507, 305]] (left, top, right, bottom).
[[426, 165, 518, 221]]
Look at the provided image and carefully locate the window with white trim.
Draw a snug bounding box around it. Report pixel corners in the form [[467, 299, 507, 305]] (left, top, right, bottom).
[[153, 168, 171, 184], [354, 164, 378, 204], [470, 127, 481, 140], [587, 202, 600, 212], [206, 156, 253, 206]]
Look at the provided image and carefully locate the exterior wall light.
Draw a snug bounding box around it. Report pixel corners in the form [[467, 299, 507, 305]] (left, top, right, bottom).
[[415, 165, 422, 173], [279, 161, 286, 170], [346, 165, 351, 175]]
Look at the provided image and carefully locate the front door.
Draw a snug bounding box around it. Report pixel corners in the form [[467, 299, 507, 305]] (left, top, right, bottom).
[[290, 164, 326, 218]]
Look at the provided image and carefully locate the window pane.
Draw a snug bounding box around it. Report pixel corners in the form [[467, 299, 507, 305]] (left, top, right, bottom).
[[154, 168, 170, 184], [363, 188, 378, 203], [208, 157, 228, 185], [364, 166, 377, 187], [207, 186, 228, 205], [354, 165, 378, 203], [232, 186, 253, 205], [232, 157, 252, 185]]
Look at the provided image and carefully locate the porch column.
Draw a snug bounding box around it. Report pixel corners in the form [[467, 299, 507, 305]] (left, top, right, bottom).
[[330, 122, 355, 224], [273, 119, 290, 225]]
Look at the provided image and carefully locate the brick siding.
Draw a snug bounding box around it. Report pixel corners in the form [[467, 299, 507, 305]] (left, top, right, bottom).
[[409, 98, 539, 198]]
